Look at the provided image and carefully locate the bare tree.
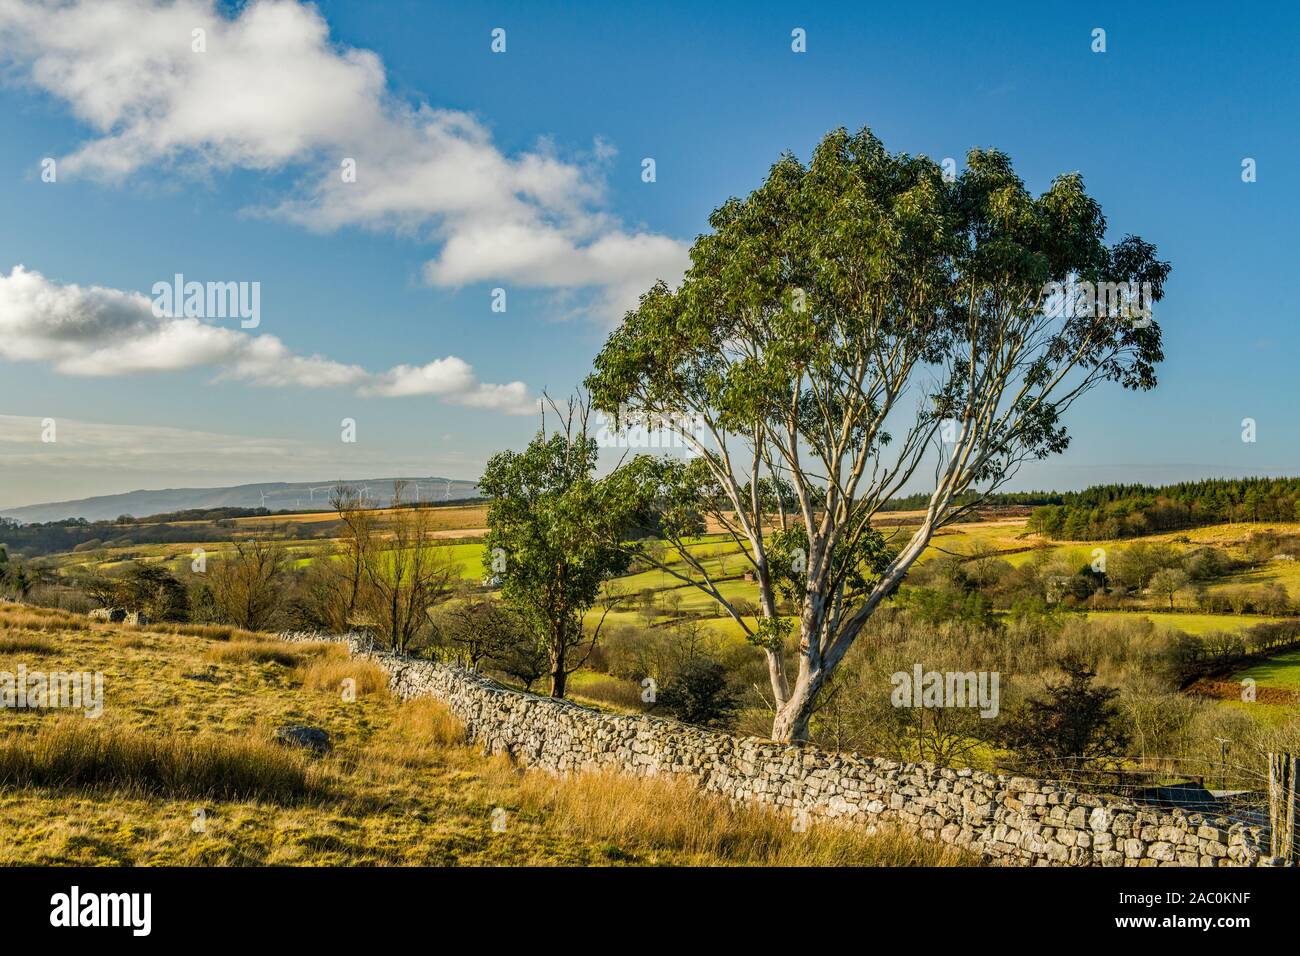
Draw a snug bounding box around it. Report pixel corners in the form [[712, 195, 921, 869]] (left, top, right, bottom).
[[329, 483, 375, 628], [211, 539, 286, 630], [360, 482, 455, 653]]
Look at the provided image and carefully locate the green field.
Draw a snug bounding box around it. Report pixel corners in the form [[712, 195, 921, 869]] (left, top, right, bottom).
[[1083, 610, 1275, 635], [1236, 647, 1300, 690]]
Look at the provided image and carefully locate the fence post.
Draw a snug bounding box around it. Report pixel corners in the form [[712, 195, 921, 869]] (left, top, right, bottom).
[[1268, 753, 1297, 863]]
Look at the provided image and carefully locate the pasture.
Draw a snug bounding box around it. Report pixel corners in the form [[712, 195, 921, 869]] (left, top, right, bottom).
[[0, 603, 969, 867]]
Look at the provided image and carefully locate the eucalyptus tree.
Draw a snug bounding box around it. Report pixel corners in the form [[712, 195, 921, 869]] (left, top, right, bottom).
[[587, 127, 1170, 742]]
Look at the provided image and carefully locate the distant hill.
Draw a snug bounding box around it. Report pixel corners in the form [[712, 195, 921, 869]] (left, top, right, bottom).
[[0, 477, 480, 524]]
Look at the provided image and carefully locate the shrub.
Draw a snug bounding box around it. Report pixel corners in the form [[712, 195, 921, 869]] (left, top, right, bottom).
[[655, 657, 740, 728]]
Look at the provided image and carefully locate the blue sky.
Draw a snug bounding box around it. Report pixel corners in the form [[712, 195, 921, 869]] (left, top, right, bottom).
[[0, 0, 1296, 507]]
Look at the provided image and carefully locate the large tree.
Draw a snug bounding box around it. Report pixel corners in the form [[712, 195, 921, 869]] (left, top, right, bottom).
[[587, 127, 1170, 742]]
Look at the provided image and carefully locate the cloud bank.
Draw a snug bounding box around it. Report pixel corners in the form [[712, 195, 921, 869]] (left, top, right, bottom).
[[0, 265, 538, 413]]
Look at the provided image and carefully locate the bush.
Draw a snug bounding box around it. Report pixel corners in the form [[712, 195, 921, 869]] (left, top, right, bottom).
[[656, 657, 739, 728], [997, 656, 1130, 772]]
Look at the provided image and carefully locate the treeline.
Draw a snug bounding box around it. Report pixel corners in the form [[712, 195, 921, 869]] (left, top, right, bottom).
[[0, 494, 489, 559], [1028, 477, 1300, 540], [880, 490, 1062, 512], [1169, 619, 1300, 684], [0, 512, 321, 558]]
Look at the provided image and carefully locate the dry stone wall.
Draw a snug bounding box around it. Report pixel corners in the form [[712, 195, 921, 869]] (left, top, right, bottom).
[[281, 631, 1277, 867]]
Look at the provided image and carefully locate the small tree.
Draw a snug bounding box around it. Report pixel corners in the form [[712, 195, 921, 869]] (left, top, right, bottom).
[[81, 562, 189, 620], [1148, 567, 1189, 610], [359, 482, 454, 653], [120, 562, 189, 621], [329, 483, 376, 629], [998, 656, 1130, 772], [479, 398, 638, 698], [433, 598, 527, 671], [211, 539, 286, 631]]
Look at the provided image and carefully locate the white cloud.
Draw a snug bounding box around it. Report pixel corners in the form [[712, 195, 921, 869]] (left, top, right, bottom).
[[0, 265, 538, 413], [358, 356, 537, 414], [0, 0, 688, 319]]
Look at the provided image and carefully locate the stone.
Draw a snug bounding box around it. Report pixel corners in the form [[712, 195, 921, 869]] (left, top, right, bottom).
[[1148, 842, 1176, 862], [274, 725, 332, 754]]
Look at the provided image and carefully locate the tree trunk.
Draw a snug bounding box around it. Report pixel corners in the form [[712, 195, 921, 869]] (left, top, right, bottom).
[[767, 515, 939, 744], [770, 670, 822, 743], [549, 644, 567, 698]]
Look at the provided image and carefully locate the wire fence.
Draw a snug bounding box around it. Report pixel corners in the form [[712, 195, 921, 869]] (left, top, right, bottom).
[[997, 754, 1276, 832]]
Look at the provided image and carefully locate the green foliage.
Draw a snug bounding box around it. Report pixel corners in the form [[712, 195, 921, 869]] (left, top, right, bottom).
[[656, 657, 740, 728], [898, 586, 997, 628], [479, 409, 641, 697], [586, 124, 1171, 740]]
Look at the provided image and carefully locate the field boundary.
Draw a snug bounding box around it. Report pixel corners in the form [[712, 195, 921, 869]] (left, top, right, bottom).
[[279, 631, 1282, 867]]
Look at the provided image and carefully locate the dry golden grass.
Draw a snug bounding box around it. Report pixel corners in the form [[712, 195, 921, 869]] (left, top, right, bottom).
[[0, 633, 57, 655], [514, 768, 979, 866], [390, 697, 467, 748], [204, 639, 343, 667], [0, 605, 89, 633], [139, 622, 264, 642], [296, 658, 389, 698], [0, 609, 980, 867], [0, 719, 323, 802]]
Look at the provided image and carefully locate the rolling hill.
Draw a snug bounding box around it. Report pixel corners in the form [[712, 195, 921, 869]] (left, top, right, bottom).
[[0, 477, 481, 524]]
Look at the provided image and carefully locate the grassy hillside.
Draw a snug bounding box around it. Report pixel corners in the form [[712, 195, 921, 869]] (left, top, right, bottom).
[[0, 603, 973, 867]]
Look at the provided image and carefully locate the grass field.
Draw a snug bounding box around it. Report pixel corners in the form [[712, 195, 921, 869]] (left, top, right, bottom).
[[1083, 610, 1276, 635], [1235, 647, 1300, 690], [0, 602, 973, 866]]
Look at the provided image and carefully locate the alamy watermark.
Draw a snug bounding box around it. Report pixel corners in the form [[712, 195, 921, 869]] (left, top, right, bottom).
[[1, 665, 104, 718], [891, 664, 1000, 718], [152, 273, 260, 328], [594, 410, 706, 456], [50, 886, 150, 936], [1042, 277, 1154, 327]]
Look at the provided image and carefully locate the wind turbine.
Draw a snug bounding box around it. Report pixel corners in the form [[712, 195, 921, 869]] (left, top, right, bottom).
[[307, 485, 333, 507], [258, 489, 269, 508]]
